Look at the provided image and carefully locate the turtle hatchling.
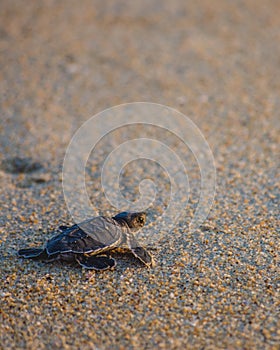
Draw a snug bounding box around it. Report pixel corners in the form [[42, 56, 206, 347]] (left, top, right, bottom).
[[18, 211, 154, 270]]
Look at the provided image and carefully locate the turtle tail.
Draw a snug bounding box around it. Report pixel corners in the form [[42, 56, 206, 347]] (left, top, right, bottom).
[[18, 248, 45, 259]]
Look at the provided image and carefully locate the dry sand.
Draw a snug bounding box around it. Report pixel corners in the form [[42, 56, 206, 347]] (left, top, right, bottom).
[[0, 1, 279, 349]]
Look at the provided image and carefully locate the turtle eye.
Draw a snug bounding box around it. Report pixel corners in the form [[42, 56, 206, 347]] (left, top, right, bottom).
[[138, 217, 144, 224]]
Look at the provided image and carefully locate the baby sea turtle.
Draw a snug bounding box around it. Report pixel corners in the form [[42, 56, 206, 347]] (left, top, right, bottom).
[[18, 212, 154, 270]]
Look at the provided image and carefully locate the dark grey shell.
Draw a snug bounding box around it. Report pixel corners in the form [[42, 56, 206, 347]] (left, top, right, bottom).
[[46, 216, 123, 256]]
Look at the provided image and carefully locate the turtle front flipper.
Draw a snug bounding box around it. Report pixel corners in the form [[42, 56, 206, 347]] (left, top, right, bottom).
[[76, 254, 116, 270], [18, 248, 46, 259], [127, 232, 155, 267], [131, 246, 155, 267]]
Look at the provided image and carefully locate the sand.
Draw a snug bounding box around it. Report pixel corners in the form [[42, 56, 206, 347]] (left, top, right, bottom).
[[0, 1, 279, 349]]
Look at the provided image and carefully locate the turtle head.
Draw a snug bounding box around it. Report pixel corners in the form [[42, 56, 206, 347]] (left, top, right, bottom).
[[113, 211, 146, 231]]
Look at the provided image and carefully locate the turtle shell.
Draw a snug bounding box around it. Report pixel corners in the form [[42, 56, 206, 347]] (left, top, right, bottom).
[[46, 216, 123, 256]]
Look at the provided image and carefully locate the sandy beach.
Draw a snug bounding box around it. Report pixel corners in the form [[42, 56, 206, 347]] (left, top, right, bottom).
[[0, 1, 279, 349]]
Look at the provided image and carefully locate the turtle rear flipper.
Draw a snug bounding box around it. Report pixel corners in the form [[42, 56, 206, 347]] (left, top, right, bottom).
[[76, 255, 116, 270], [58, 225, 70, 231], [18, 248, 45, 259]]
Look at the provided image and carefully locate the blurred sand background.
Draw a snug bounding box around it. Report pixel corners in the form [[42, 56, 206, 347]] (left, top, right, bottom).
[[0, 1, 279, 349]]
